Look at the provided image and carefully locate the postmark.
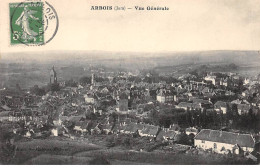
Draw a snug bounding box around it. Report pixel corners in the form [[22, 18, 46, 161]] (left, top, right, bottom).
[[9, 1, 59, 46]]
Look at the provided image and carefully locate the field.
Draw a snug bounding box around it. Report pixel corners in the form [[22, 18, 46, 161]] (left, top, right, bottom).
[[2, 135, 254, 165], [10, 136, 102, 164]]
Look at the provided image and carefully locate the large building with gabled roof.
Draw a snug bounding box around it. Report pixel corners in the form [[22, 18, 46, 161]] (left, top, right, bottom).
[[194, 129, 255, 154]]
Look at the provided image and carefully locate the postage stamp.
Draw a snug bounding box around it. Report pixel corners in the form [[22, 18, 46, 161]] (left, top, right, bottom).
[[9, 1, 58, 46]]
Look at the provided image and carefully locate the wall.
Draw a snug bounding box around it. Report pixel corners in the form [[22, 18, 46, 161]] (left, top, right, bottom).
[[194, 139, 254, 154]]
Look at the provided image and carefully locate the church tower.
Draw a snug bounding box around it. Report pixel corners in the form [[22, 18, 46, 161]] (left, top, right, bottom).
[[50, 66, 57, 84], [91, 73, 95, 86]]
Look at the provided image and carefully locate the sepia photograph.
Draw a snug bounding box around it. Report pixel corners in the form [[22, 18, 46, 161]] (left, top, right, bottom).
[[0, 0, 260, 165]]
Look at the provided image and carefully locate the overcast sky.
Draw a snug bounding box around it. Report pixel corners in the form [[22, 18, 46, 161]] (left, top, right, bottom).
[[0, 0, 260, 58]]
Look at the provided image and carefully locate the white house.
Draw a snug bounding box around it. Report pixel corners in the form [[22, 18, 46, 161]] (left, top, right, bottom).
[[51, 128, 59, 136], [194, 129, 255, 154], [204, 75, 217, 85], [186, 127, 199, 136], [84, 94, 95, 104], [244, 78, 250, 85], [51, 127, 65, 136]]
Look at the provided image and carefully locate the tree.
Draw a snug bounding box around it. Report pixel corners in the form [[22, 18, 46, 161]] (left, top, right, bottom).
[[65, 79, 77, 87], [0, 128, 16, 164], [46, 83, 60, 92], [86, 112, 97, 120], [148, 109, 159, 125], [79, 76, 91, 86], [158, 114, 172, 127], [175, 133, 190, 145], [30, 85, 46, 96]]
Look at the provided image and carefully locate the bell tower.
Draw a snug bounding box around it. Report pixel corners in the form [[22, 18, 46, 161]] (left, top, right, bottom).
[[50, 66, 57, 84]]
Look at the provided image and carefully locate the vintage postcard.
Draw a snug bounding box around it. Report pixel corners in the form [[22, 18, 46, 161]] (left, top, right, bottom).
[[0, 0, 260, 165]]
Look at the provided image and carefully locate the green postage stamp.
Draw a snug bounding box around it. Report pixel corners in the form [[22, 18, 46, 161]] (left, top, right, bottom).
[[9, 1, 58, 46], [10, 2, 44, 45]]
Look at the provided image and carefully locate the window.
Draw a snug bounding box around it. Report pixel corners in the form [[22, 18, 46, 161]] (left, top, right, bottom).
[[214, 143, 217, 149]]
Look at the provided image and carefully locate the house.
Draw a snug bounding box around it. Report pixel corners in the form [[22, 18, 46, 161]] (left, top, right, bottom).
[[156, 129, 167, 141], [139, 124, 160, 138], [176, 102, 193, 111], [156, 89, 174, 103], [0, 111, 10, 121], [220, 78, 229, 87], [25, 130, 32, 137], [185, 127, 199, 136], [204, 75, 217, 85], [248, 142, 260, 162], [201, 87, 210, 95], [191, 98, 212, 108], [112, 123, 126, 134], [9, 112, 26, 122], [1, 105, 11, 111], [214, 101, 228, 114], [231, 99, 242, 105], [237, 104, 251, 115], [90, 123, 102, 135], [51, 126, 66, 136], [102, 124, 113, 134], [176, 102, 204, 111], [84, 94, 95, 104], [53, 116, 68, 126], [101, 121, 113, 134], [74, 121, 89, 134], [68, 115, 85, 123], [123, 122, 140, 134], [244, 78, 250, 85], [194, 129, 255, 154], [242, 90, 250, 97], [163, 130, 176, 141], [169, 124, 181, 134]]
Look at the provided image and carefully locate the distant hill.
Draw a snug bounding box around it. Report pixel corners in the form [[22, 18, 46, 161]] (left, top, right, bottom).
[[2, 50, 260, 69], [1, 50, 260, 88]]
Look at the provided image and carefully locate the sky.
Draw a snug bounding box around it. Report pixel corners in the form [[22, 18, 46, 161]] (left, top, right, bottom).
[[0, 0, 260, 58]]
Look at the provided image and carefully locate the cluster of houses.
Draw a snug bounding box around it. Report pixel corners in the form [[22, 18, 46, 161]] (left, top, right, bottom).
[[155, 73, 260, 117], [0, 66, 260, 162], [47, 111, 259, 159]]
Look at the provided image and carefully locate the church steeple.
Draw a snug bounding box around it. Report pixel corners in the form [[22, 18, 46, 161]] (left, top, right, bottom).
[[50, 66, 57, 84], [91, 73, 95, 86]]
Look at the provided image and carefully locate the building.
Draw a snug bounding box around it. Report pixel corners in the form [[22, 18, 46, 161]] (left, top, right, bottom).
[[91, 73, 95, 86], [50, 66, 57, 84], [237, 104, 251, 115], [214, 101, 228, 114], [186, 127, 199, 136], [156, 89, 174, 103], [194, 129, 255, 154], [244, 78, 250, 85], [117, 92, 128, 112], [204, 75, 217, 85], [139, 124, 160, 138], [51, 126, 65, 136], [176, 102, 193, 111], [84, 94, 95, 104]]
